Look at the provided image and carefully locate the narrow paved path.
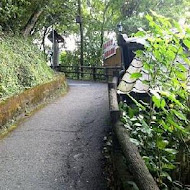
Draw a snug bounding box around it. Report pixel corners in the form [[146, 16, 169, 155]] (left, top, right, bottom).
[[0, 80, 110, 190]]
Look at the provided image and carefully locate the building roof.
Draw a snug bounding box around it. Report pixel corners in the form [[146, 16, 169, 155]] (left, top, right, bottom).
[[48, 30, 64, 43], [117, 56, 190, 94], [117, 58, 149, 94]]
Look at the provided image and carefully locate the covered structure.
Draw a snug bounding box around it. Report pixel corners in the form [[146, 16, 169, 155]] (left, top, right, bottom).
[[48, 30, 64, 67], [117, 34, 149, 99], [116, 33, 190, 102]]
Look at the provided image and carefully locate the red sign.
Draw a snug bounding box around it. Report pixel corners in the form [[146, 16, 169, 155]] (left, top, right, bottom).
[[103, 39, 116, 59]]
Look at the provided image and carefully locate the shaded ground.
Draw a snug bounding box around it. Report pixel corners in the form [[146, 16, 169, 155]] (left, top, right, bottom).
[[0, 80, 110, 190]]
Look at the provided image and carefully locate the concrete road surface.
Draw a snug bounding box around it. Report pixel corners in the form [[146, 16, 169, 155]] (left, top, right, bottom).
[[0, 80, 110, 190]]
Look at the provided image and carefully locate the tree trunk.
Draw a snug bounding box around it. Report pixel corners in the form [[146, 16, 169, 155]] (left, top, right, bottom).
[[41, 27, 48, 54], [100, 3, 110, 49], [22, 9, 43, 37]]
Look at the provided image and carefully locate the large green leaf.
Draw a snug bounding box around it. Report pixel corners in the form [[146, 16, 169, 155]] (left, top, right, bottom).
[[130, 138, 141, 146], [183, 39, 190, 49], [172, 109, 187, 121], [156, 137, 169, 149], [160, 99, 166, 109], [162, 163, 176, 170], [165, 148, 178, 155], [130, 72, 142, 79], [152, 95, 161, 108], [167, 115, 185, 132]]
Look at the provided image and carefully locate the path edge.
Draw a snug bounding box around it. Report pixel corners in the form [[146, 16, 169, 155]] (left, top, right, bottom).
[[0, 74, 68, 137]]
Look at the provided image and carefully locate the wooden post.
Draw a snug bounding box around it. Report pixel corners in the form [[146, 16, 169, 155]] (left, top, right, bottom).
[[105, 67, 108, 82], [75, 65, 80, 80]]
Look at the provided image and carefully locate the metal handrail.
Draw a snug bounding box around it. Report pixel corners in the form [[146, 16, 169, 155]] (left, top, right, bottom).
[[53, 65, 122, 81]]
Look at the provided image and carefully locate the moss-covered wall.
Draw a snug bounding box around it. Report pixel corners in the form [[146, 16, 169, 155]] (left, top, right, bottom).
[[0, 75, 67, 128], [0, 36, 55, 99]]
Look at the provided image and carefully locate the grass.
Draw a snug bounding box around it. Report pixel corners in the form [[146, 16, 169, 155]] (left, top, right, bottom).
[[0, 35, 55, 100]]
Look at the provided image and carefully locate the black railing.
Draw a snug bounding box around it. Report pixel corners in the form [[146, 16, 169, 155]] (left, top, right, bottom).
[[54, 65, 122, 81]]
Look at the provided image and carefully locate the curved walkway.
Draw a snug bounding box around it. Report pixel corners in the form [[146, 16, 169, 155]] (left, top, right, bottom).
[[0, 80, 110, 190]]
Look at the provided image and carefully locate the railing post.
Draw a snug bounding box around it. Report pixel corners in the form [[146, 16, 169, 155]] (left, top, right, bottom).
[[81, 66, 83, 78], [75, 65, 80, 80], [105, 67, 108, 82], [92, 67, 96, 81], [57, 65, 61, 72], [113, 70, 119, 77]]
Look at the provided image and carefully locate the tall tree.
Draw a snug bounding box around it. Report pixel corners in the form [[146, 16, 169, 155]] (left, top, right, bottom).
[[121, 0, 190, 34]]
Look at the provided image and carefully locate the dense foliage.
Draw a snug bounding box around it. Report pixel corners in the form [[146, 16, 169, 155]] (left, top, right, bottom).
[[1, 0, 189, 67], [0, 0, 76, 35], [60, 0, 190, 66], [0, 36, 55, 100], [121, 12, 190, 189], [121, 0, 190, 34]]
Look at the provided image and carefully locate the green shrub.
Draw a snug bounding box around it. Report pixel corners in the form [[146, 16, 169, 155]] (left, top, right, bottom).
[[121, 12, 190, 189]]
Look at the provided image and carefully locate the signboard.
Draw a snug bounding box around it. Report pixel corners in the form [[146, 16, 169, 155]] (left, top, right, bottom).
[[103, 39, 116, 60]]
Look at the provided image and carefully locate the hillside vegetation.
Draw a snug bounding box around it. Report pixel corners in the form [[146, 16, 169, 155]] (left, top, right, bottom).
[[0, 36, 55, 100]]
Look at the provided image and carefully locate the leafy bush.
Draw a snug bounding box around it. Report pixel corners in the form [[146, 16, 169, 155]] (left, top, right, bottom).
[[0, 35, 55, 100], [121, 12, 190, 189], [60, 50, 79, 66]]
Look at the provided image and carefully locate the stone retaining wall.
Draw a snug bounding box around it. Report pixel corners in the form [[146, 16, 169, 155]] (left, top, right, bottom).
[[0, 75, 67, 128]]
